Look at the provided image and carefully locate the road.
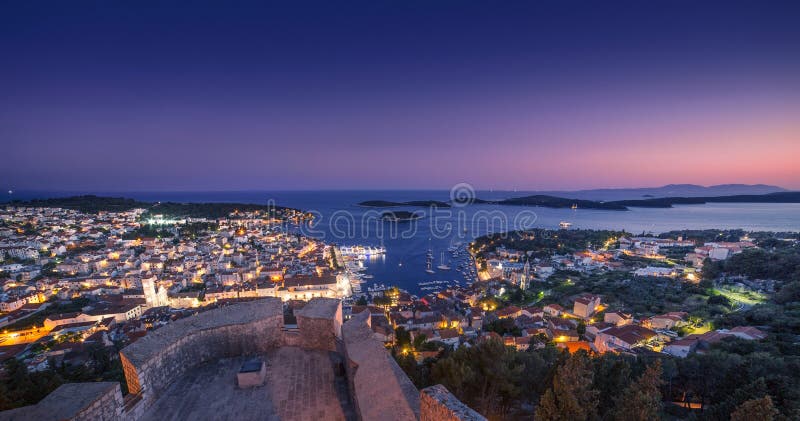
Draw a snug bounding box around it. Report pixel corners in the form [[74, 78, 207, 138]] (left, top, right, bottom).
[[0, 327, 50, 346]]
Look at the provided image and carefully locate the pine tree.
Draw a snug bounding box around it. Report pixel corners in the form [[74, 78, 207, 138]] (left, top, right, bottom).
[[731, 396, 779, 421], [613, 359, 663, 421], [535, 353, 599, 421]]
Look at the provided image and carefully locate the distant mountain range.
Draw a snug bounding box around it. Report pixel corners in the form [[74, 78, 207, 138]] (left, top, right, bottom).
[[361, 189, 800, 211], [607, 191, 800, 208], [529, 184, 787, 201]]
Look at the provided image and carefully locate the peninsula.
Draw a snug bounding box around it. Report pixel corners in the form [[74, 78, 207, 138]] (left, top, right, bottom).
[[4, 195, 306, 219]]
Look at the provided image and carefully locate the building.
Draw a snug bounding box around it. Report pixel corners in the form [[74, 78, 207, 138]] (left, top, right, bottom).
[[644, 312, 687, 330], [603, 311, 633, 326], [663, 337, 699, 358], [279, 275, 339, 301], [573, 294, 601, 319], [723, 326, 767, 340], [543, 303, 564, 317], [634, 266, 678, 278], [496, 306, 521, 319], [141, 277, 168, 308], [594, 324, 657, 353]]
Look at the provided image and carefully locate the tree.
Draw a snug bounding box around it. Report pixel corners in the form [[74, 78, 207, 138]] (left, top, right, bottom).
[[485, 318, 520, 336], [395, 327, 411, 350], [701, 258, 721, 281], [431, 339, 524, 418], [413, 333, 428, 350], [703, 377, 769, 420], [731, 396, 779, 421], [592, 355, 632, 417], [774, 281, 800, 304], [372, 295, 391, 307], [535, 352, 599, 421], [0, 358, 64, 410], [613, 359, 663, 421], [395, 352, 430, 389], [707, 294, 731, 307]]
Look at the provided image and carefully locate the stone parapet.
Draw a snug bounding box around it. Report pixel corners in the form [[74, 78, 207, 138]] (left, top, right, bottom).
[[119, 298, 283, 407], [0, 382, 123, 421], [342, 310, 420, 421], [420, 385, 487, 421], [295, 297, 342, 351], [0, 298, 485, 421]]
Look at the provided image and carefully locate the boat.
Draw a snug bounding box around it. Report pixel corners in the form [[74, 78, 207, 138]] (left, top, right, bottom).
[[436, 251, 451, 270], [559, 221, 572, 229], [425, 249, 435, 274], [338, 245, 387, 258], [571, 203, 578, 210]]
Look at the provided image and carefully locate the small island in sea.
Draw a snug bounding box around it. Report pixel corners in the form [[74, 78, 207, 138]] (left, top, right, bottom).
[[492, 195, 628, 210], [365, 191, 800, 211], [380, 210, 422, 221]]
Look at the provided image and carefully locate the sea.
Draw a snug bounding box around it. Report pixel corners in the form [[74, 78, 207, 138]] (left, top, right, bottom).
[[6, 190, 800, 295]]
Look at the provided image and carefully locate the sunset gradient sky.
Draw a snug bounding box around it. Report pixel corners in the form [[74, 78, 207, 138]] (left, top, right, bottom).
[[2, 1, 799, 191]]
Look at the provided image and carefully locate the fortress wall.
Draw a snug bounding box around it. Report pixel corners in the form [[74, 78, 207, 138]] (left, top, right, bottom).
[[71, 383, 124, 421], [1, 297, 484, 421], [342, 311, 420, 421], [119, 298, 284, 409], [295, 297, 342, 351], [282, 328, 303, 346], [420, 385, 487, 421], [0, 382, 123, 421]]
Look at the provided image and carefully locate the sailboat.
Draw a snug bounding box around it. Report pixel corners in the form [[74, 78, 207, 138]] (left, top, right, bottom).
[[425, 249, 435, 274], [437, 251, 451, 270]]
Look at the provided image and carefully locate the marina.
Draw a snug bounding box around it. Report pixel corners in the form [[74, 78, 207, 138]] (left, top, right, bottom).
[[337, 240, 479, 299]]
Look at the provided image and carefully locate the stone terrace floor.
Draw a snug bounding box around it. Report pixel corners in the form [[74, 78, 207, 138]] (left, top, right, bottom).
[[141, 347, 357, 421]]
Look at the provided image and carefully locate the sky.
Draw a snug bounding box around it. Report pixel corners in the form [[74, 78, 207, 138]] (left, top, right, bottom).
[[1, 0, 799, 191]]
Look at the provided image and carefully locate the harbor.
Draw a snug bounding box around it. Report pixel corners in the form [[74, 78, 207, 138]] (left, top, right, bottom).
[[335, 239, 479, 299]]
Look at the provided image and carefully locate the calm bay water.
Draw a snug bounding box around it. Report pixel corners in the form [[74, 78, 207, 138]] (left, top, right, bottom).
[[7, 190, 800, 294]]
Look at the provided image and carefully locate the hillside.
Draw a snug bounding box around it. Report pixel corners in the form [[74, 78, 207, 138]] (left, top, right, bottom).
[[5, 195, 302, 218]]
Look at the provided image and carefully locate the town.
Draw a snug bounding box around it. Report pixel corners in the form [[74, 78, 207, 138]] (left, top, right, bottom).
[[353, 228, 800, 419], [2, 201, 799, 419], [0, 202, 362, 375]]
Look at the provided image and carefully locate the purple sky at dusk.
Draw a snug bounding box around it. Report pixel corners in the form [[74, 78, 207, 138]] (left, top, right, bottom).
[[2, 1, 799, 191]]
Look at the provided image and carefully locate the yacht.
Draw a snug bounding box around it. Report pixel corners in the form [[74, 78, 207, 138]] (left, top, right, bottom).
[[559, 221, 572, 229], [425, 249, 435, 274], [436, 251, 451, 270]]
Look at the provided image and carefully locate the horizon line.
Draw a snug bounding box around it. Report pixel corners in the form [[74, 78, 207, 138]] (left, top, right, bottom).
[[2, 183, 791, 194]]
